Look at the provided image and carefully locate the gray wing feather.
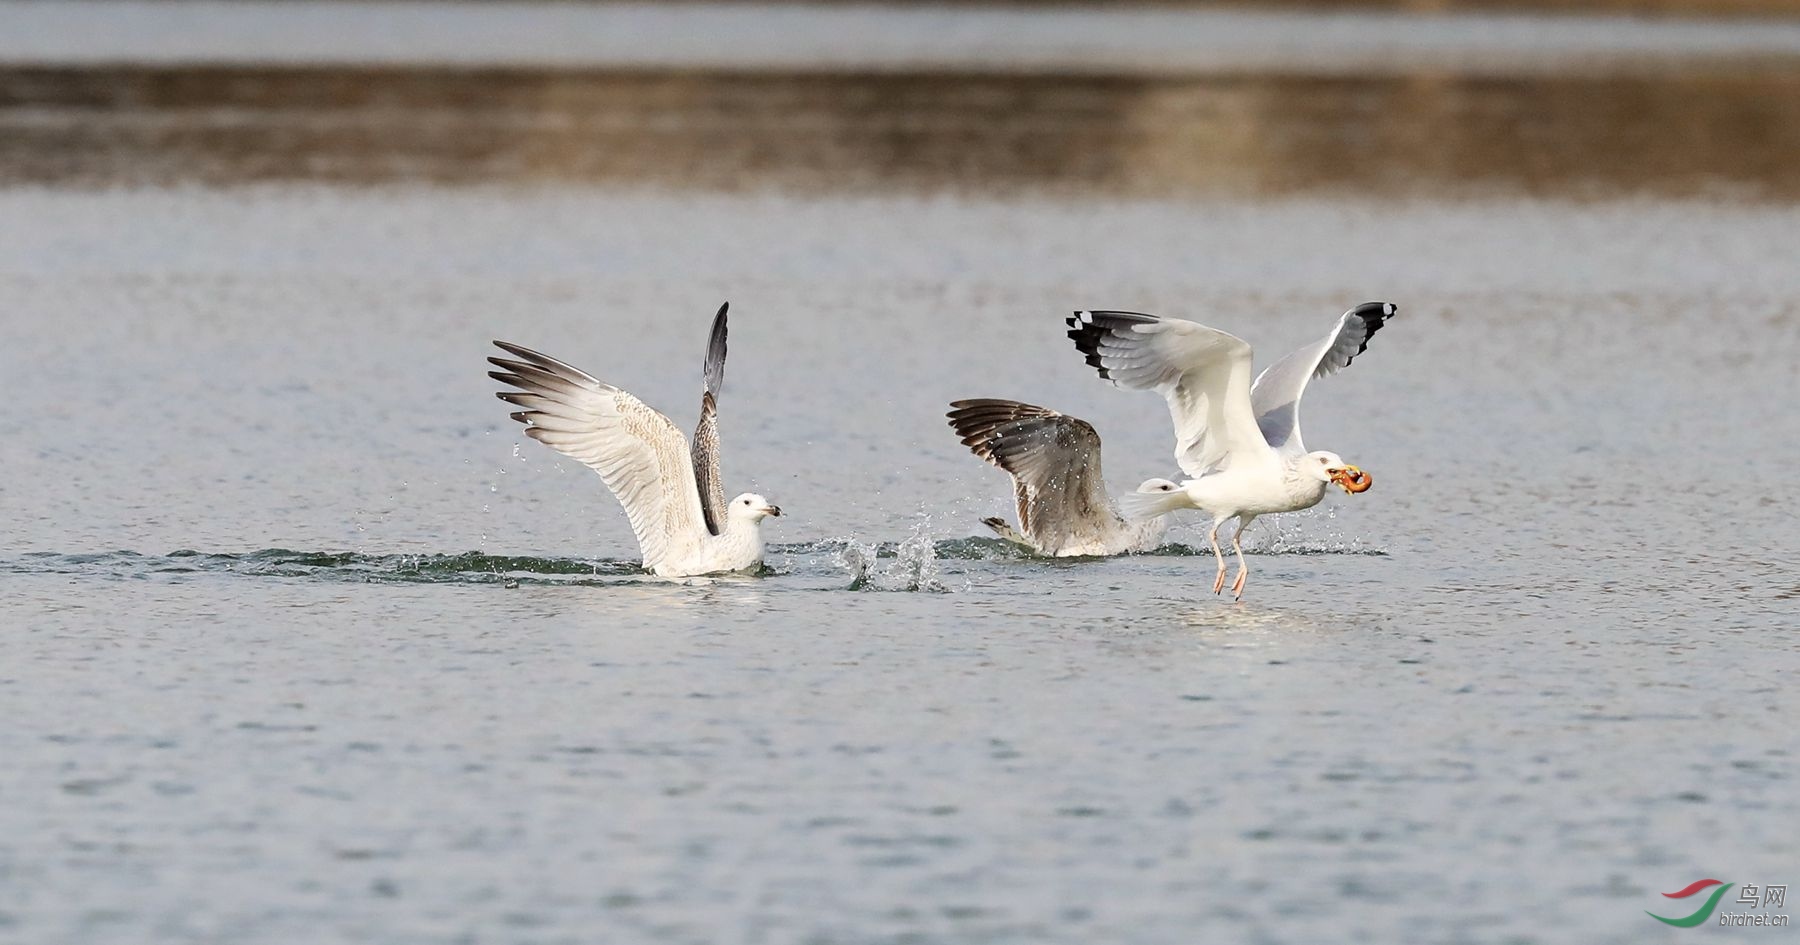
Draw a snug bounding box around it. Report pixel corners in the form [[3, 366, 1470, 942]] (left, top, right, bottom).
[[1250, 301, 1395, 456], [947, 399, 1116, 551], [693, 302, 729, 535], [1066, 310, 1264, 477]]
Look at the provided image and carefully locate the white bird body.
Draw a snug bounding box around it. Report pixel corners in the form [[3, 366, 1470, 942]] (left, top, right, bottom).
[[1182, 461, 1329, 519], [644, 504, 769, 577], [1073, 303, 1395, 599], [489, 304, 781, 578], [946, 398, 1177, 557]]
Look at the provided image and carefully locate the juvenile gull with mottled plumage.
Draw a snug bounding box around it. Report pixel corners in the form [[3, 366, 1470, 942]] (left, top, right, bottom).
[[946, 399, 1179, 556], [488, 303, 781, 577]]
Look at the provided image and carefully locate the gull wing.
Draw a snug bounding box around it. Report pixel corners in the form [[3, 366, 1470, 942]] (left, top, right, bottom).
[[1250, 301, 1395, 457], [947, 399, 1115, 549], [1066, 310, 1265, 478], [490, 341, 710, 571], [692, 302, 729, 535]]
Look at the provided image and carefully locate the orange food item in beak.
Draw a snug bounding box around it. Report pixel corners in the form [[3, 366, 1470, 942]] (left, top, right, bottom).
[[1335, 467, 1372, 494]]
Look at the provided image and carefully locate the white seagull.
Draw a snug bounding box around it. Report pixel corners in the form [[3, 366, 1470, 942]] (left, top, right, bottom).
[[1065, 302, 1394, 600], [947, 398, 1180, 556], [488, 302, 782, 577]]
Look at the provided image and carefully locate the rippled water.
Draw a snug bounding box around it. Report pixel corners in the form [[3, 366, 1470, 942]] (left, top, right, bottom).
[[5, 185, 1795, 944], [4, 11, 1800, 942]]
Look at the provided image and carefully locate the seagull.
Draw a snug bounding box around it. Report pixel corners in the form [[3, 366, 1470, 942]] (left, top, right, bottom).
[[1065, 302, 1394, 600], [946, 398, 1180, 556], [488, 302, 781, 577]]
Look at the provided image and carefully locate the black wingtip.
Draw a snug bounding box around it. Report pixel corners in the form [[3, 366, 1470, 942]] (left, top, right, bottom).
[[1065, 315, 1114, 381], [1065, 310, 1164, 382], [1346, 300, 1396, 361]]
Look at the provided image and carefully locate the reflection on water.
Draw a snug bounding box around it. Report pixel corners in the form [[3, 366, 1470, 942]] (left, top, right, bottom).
[[4, 66, 1800, 197], [1205, 0, 1800, 13]]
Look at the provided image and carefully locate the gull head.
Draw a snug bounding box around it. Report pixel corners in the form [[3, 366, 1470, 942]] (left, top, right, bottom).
[[729, 493, 782, 522], [1304, 451, 1372, 494], [1134, 478, 1181, 495]]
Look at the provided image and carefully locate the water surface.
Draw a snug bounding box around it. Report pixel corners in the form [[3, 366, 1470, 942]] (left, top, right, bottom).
[[4, 186, 1796, 944]]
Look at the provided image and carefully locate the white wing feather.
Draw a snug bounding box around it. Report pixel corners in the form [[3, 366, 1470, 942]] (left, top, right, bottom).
[[1250, 301, 1396, 456], [490, 342, 711, 571], [1067, 310, 1268, 478]]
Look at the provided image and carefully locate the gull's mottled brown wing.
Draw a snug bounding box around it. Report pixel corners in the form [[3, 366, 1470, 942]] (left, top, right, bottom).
[[946, 399, 1114, 551], [692, 302, 729, 535]]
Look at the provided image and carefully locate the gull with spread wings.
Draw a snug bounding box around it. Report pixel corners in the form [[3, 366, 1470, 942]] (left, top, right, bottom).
[[1066, 302, 1395, 600], [946, 399, 1179, 556], [488, 302, 781, 577]]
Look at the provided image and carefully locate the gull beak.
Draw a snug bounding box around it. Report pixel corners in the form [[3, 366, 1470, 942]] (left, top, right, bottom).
[[1329, 465, 1372, 494], [760, 505, 782, 517]]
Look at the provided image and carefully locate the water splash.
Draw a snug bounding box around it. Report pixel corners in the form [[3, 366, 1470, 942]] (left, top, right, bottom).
[[774, 536, 1017, 562], [890, 520, 948, 593], [806, 520, 952, 592], [1256, 506, 1387, 556], [829, 537, 879, 590]]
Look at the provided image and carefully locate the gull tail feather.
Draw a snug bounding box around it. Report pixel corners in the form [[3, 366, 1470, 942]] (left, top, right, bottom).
[[1118, 489, 1190, 522]]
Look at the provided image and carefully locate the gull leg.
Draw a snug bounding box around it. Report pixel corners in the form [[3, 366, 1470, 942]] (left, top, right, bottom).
[[1208, 518, 1227, 595], [1230, 514, 1259, 601]]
